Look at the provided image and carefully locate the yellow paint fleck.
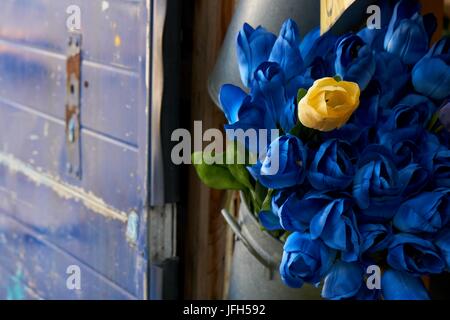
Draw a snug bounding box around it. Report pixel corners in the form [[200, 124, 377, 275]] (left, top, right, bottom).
[[114, 35, 122, 47]]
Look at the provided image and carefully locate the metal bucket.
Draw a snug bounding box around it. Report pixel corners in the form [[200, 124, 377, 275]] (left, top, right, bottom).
[[222, 198, 322, 300], [208, 0, 320, 107]]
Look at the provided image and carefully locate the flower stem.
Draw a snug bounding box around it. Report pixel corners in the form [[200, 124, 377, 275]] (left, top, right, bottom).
[[435, 125, 444, 134], [427, 111, 440, 131]]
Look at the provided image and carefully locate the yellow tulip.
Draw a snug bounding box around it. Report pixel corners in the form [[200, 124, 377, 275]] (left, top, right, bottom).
[[298, 77, 360, 132]]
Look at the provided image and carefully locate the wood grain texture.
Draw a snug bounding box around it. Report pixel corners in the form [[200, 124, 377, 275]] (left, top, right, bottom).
[[184, 0, 236, 299]]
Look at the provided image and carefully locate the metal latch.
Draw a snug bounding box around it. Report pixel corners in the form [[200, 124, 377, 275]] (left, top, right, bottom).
[[65, 33, 82, 179]]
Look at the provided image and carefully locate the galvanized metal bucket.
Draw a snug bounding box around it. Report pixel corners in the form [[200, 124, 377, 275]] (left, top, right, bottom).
[[208, 0, 320, 108], [222, 198, 322, 300]]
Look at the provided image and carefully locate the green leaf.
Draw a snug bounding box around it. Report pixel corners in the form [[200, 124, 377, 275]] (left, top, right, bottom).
[[279, 231, 293, 243], [225, 141, 257, 166], [427, 111, 440, 131], [296, 88, 308, 104], [224, 141, 255, 190], [290, 121, 305, 137], [228, 164, 253, 190], [192, 152, 246, 190], [289, 118, 323, 144], [254, 181, 268, 209], [333, 75, 342, 82], [261, 189, 274, 211]]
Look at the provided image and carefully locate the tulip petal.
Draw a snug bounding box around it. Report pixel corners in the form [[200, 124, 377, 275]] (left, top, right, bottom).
[[394, 192, 445, 233], [299, 27, 320, 60], [412, 57, 450, 100], [237, 23, 277, 88], [258, 210, 282, 231], [219, 84, 247, 124], [269, 19, 304, 81], [436, 229, 450, 270], [381, 269, 429, 300], [322, 262, 363, 300]]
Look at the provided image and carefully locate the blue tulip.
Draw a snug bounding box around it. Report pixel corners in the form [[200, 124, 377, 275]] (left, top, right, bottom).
[[275, 190, 329, 232], [280, 232, 336, 288], [433, 150, 450, 188], [269, 19, 304, 85], [373, 52, 409, 109], [387, 233, 445, 275], [438, 100, 450, 133], [335, 34, 376, 90], [358, 27, 387, 52], [236, 23, 277, 88], [303, 57, 330, 83], [251, 61, 300, 133], [359, 224, 392, 254], [300, 27, 337, 80], [251, 62, 286, 121], [353, 82, 381, 127], [299, 27, 320, 62], [325, 124, 376, 154], [412, 37, 450, 100], [248, 134, 307, 189], [322, 261, 364, 300], [278, 97, 297, 133], [384, 0, 435, 65], [308, 139, 356, 191], [383, 95, 436, 131], [399, 163, 430, 197], [296, 29, 338, 87], [353, 145, 403, 220], [382, 269, 430, 300], [394, 191, 450, 233], [435, 228, 450, 270], [289, 56, 334, 93], [379, 127, 441, 170], [271, 188, 298, 215], [224, 95, 277, 154], [309, 195, 360, 262], [240, 61, 299, 133], [300, 29, 337, 71]]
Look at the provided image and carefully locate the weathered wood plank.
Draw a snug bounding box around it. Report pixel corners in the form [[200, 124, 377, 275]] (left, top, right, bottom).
[[184, 0, 236, 299]]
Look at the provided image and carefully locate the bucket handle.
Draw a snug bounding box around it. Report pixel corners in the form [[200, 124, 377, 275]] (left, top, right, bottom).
[[221, 208, 276, 278]]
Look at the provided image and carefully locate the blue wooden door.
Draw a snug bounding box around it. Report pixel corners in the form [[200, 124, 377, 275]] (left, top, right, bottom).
[[0, 0, 152, 299]]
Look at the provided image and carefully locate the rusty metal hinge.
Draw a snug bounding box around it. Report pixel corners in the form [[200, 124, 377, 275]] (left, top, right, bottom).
[[65, 33, 82, 179]]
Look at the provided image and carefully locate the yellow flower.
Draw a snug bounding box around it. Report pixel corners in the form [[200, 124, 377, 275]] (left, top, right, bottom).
[[298, 77, 360, 132]]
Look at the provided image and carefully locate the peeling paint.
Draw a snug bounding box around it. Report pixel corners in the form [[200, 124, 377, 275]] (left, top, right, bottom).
[[126, 211, 139, 244], [6, 268, 25, 300], [101, 1, 110, 12], [114, 35, 122, 47], [43, 122, 49, 137], [0, 152, 128, 223], [28, 134, 39, 141]]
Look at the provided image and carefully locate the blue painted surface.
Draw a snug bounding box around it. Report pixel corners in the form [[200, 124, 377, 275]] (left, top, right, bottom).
[[0, 0, 151, 299]]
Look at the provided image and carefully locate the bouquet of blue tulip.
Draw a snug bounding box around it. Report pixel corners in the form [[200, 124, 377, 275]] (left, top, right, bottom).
[[193, 0, 450, 300]]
